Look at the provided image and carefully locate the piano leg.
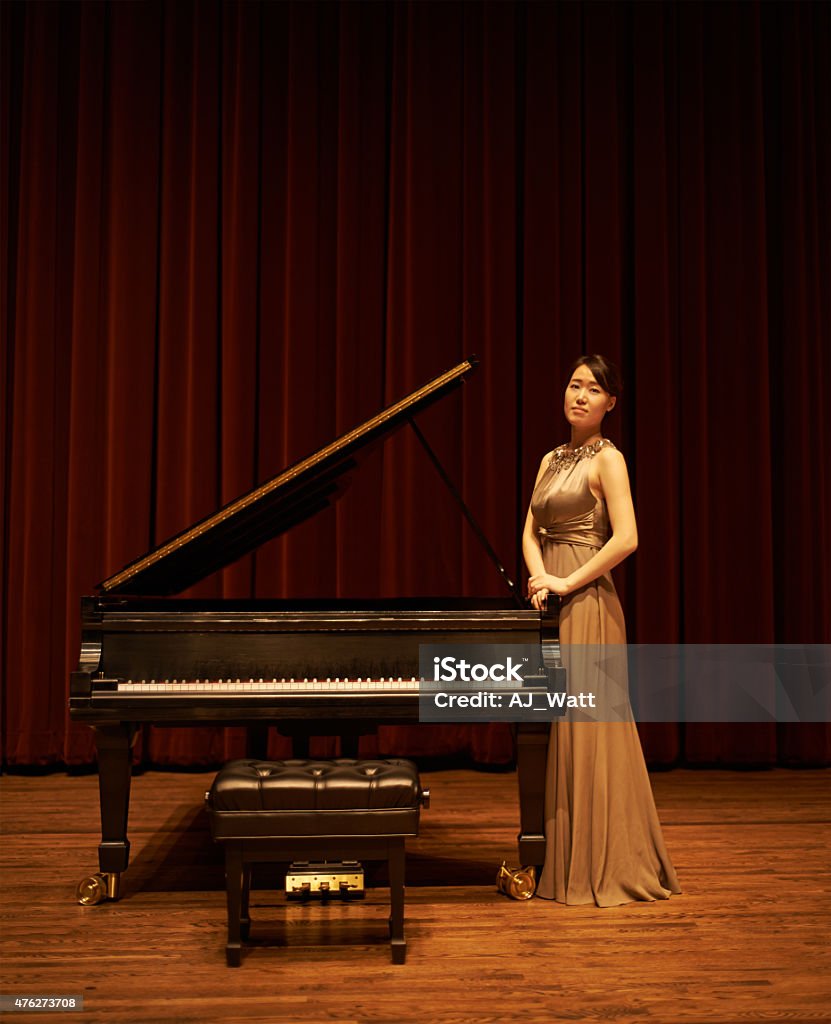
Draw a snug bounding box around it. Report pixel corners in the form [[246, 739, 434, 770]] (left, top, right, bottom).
[[515, 722, 549, 869], [92, 724, 136, 896]]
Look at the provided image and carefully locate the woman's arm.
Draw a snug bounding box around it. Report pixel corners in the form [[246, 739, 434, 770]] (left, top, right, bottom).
[[522, 454, 552, 608], [528, 447, 638, 599]]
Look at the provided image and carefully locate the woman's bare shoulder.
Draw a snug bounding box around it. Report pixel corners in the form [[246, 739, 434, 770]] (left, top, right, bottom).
[[595, 442, 626, 465], [594, 444, 631, 491]]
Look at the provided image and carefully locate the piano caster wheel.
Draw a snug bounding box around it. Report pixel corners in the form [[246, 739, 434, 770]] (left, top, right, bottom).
[[76, 871, 121, 906], [76, 873, 108, 906]]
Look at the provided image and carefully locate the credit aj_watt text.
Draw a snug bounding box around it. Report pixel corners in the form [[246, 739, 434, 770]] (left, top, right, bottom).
[[432, 691, 597, 709]]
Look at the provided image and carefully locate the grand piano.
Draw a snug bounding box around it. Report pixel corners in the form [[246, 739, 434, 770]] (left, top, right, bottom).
[[69, 357, 558, 904]]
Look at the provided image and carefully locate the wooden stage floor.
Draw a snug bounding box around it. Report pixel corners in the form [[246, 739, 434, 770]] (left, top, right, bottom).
[[0, 767, 829, 1024]]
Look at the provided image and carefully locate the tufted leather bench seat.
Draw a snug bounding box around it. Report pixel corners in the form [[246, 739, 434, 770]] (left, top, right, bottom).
[[206, 758, 428, 966]]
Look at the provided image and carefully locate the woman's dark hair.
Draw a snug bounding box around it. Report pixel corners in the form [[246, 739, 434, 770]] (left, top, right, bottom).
[[568, 354, 623, 402]]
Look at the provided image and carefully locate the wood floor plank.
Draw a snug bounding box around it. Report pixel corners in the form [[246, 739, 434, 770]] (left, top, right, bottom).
[[0, 768, 829, 1023]]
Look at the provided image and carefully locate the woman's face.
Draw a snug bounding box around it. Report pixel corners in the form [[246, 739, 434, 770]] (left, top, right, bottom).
[[563, 365, 616, 432]]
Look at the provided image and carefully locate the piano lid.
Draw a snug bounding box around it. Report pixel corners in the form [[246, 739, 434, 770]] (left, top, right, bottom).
[[98, 357, 479, 596]]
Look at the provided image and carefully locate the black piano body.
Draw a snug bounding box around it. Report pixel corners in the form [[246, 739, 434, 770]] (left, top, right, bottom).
[[69, 359, 557, 901]]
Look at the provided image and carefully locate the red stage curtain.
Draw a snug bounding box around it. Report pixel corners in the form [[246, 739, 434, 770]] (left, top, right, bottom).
[[2, 1, 828, 769]]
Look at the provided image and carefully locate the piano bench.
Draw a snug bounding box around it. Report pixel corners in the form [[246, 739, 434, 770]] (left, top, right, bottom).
[[206, 758, 428, 967]]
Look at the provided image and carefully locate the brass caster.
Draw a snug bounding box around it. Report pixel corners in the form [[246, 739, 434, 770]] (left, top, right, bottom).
[[76, 871, 120, 905], [76, 873, 108, 906]]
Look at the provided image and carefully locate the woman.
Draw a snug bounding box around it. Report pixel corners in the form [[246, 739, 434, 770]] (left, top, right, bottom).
[[522, 354, 680, 906]]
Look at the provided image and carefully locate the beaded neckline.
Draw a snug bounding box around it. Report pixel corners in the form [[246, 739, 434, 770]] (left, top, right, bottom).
[[549, 438, 617, 472]]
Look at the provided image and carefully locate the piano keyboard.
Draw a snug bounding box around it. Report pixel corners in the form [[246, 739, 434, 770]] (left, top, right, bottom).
[[95, 675, 543, 697], [109, 677, 424, 695]]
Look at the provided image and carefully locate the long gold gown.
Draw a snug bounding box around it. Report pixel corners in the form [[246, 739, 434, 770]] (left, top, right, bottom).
[[530, 439, 681, 906]]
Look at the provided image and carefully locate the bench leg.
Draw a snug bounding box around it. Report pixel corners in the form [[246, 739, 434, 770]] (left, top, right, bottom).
[[388, 838, 407, 964], [240, 864, 252, 940], [224, 845, 244, 966]]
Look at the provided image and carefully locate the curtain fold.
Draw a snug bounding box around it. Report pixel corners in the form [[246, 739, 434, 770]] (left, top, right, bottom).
[[2, 0, 828, 769]]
